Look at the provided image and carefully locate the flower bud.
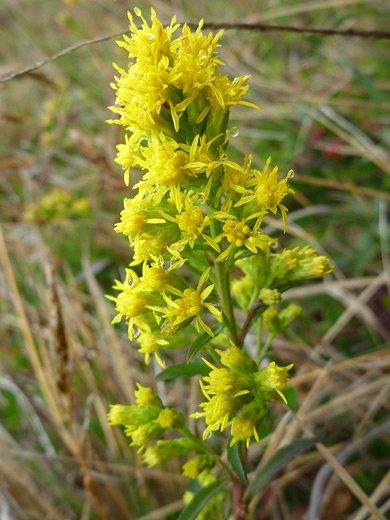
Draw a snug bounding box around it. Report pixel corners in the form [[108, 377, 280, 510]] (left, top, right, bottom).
[[216, 345, 256, 372], [255, 361, 293, 403], [259, 288, 281, 306], [156, 408, 185, 430], [270, 248, 298, 280], [209, 367, 240, 394], [107, 404, 156, 426], [182, 454, 214, 479], [129, 422, 164, 449], [263, 305, 280, 336], [135, 384, 164, 410], [279, 304, 302, 331], [230, 399, 267, 447], [143, 437, 197, 467], [289, 247, 333, 280]]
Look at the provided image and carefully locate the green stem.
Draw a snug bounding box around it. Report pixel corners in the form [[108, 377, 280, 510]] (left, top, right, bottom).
[[215, 259, 238, 344], [207, 210, 238, 345], [255, 316, 263, 361], [257, 334, 274, 365]]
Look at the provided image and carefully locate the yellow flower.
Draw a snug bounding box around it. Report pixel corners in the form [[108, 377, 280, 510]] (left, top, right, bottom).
[[182, 455, 213, 479], [132, 133, 223, 211], [155, 408, 185, 430], [255, 362, 294, 404], [269, 246, 333, 282], [219, 156, 252, 206], [108, 385, 166, 451], [288, 246, 333, 280], [216, 345, 256, 372], [163, 194, 220, 254], [170, 21, 224, 96], [129, 422, 164, 451], [179, 133, 226, 200], [193, 348, 292, 445], [236, 157, 295, 232], [135, 136, 190, 207], [205, 367, 237, 394], [177, 206, 208, 244], [136, 325, 188, 367], [208, 70, 253, 110], [109, 9, 259, 138], [213, 214, 274, 262], [230, 400, 267, 447], [192, 393, 242, 438], [115, 133, 138, 186], [107, 269, 162, 339], [140, 260, 187, 292], [143, 438, 197, 467], [137, 331, 169, 367], [148, 268, 221, 336], [109, 9, 181, 134], [131, 234, 179, 265], [120, 8, 177, 63], [114, 195, 166, 237], [134, 384, 164, 408], [107, 404, 156, 426]]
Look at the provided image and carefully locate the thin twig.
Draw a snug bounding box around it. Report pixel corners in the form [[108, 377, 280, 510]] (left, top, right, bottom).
[[237, 301, 265, 348], [201, 22, 390, 39], [1, 22, 389, 84], [309, 419, 390, 520]]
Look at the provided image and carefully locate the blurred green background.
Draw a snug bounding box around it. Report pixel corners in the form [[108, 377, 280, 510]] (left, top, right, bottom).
[[0, 1, 389, 519]]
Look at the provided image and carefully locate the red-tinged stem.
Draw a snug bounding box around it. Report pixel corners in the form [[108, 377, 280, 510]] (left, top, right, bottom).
[[237, 301, 265, 348], [233, 478, 248, 520]]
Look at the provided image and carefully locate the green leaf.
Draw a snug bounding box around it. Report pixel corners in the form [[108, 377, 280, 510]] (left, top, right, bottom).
[[192, 243, 216, 254], [178, 477, 229, 520], [155, 363, 210, 382], [283, 388, 299, 411], [185, 251, 216, 284], [247, 438, 318, 498], [227, 437, 248, 484], [187, 322, 225, 363]]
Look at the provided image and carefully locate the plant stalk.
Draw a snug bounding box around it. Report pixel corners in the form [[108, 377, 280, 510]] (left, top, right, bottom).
[[207, 210, 238, 344]]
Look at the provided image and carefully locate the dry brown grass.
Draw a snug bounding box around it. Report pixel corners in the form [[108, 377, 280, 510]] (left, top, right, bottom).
[[0, 0, 389, 518]]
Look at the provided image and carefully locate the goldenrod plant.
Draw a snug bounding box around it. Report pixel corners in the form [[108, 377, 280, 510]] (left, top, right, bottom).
[[107, 9, 333, 519]]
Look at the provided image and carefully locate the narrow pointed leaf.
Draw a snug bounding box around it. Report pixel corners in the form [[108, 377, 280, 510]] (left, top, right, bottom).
[[247, 438, 318, 498], [155, 363, 210, 382], [227, 437, 248, 484], [187, 322, 225, 363], [178, 477, 230, 520]]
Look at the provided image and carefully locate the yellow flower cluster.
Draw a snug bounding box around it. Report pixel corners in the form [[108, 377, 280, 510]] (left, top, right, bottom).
[[107, 9, 299, 366], [107, 262, 219, 365], [24, 187, 89, 223], [108, 385, 198, 466], [109, 9, 252, 139], [191, 346, 293, 447], [232, 245, 333, 311], [107, 9, 333, 469]]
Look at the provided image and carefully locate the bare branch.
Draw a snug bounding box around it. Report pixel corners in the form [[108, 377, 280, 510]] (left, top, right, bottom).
[[1, 22, 389, 84]]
